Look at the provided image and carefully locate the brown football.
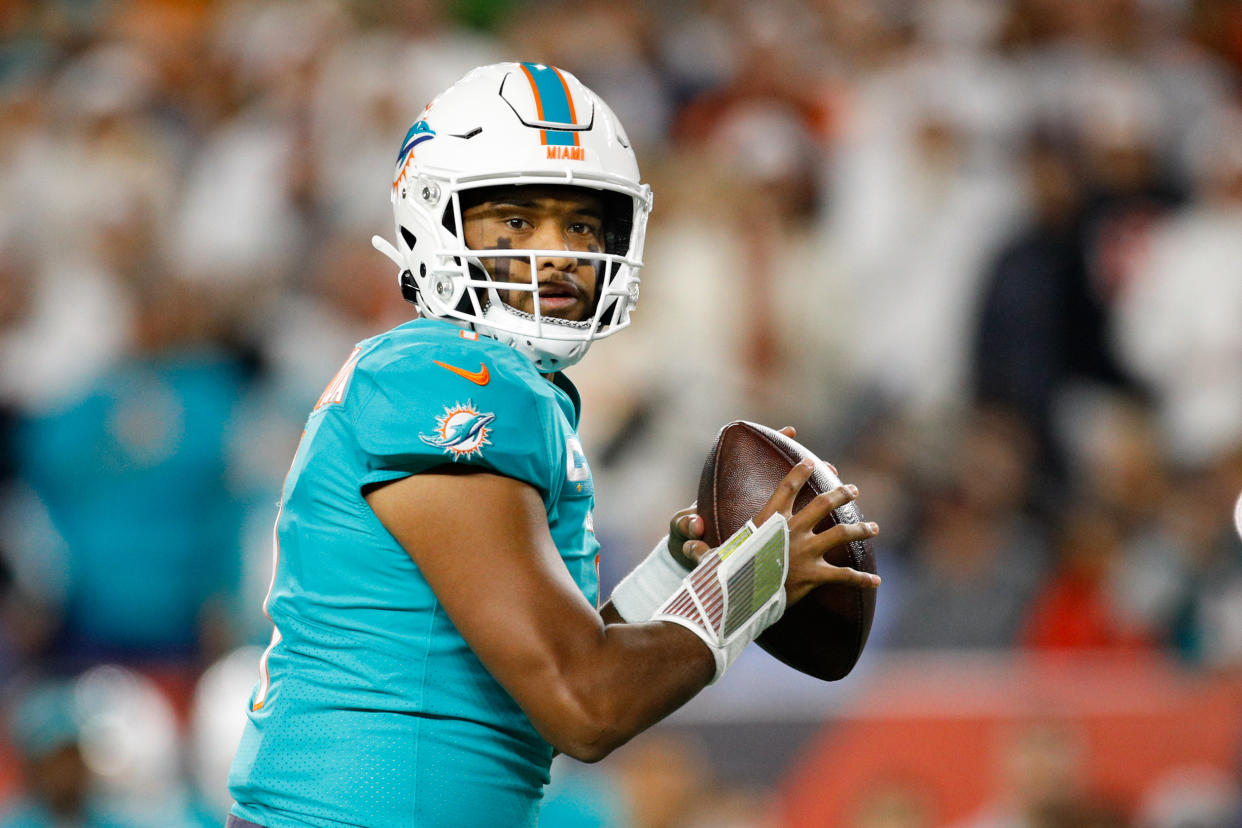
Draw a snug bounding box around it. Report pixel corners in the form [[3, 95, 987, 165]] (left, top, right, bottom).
[[697, 421, 877, 681]]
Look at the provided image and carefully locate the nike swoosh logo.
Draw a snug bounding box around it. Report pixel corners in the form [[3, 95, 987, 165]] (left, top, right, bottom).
[[433, 360, 490, 386]]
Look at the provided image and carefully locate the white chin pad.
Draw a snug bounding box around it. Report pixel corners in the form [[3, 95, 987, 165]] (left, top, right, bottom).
[[652, 514, 789, 683]]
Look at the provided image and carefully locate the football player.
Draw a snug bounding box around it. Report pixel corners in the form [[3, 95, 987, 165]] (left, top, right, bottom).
[[225, 62, 879, 828]]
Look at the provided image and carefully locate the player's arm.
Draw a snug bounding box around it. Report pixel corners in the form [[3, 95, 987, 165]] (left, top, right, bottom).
[[367, 469, 710, 762], [366, 461, 877, 763]]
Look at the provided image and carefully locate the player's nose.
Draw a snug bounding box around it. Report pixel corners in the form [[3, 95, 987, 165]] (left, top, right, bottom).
[[531, 221, 579, 271]]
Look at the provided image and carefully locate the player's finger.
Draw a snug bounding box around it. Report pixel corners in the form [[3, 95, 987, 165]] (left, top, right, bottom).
[[789, 484, 859, 533], [806, 520, 879, 558], [682, 539, 711, 564], [677, 513, 704, 539], [668, 504, 697, 536], [809, 560, 881, 588], [755, 458, 815, 524]]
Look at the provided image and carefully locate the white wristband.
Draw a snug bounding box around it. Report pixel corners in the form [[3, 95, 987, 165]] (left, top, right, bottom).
[[610, 535, 693, 623], [652, 514, 789, 683]]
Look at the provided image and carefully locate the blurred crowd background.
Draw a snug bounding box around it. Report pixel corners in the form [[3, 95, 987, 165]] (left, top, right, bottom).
[[3, 0, 1242, 825]]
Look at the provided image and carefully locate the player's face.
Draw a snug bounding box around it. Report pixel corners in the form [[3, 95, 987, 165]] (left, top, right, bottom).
[[461, 186, 604, 322]]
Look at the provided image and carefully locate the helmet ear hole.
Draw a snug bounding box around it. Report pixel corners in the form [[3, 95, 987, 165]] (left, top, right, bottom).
[[400, 270, 419, 304], [400, 227, 418, 250]]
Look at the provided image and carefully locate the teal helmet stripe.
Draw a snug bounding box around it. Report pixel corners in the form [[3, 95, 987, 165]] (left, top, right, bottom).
[[519, 62, 580, 146]]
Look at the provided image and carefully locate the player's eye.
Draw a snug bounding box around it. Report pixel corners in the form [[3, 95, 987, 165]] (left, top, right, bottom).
[[568, 221, 600, 237], [503, 216, 532, 231]]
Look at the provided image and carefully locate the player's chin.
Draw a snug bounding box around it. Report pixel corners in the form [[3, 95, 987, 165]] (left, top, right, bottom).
[[513, 294, 588, 322], [539, 298, 591, 322], [501, 294, 591, 322]]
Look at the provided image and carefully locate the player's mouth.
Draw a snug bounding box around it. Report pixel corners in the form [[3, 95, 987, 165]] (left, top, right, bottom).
[[536, 278, 586, 317]]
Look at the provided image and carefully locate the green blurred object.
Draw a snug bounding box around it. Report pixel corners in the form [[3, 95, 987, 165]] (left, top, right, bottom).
[[449, 0, 520, 33]]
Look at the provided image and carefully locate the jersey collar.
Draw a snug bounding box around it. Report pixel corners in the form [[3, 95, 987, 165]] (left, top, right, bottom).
[[549, 371, 581, 425]]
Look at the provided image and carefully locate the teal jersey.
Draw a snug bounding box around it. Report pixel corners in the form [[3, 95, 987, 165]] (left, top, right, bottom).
[[228, 318, 600, 828]]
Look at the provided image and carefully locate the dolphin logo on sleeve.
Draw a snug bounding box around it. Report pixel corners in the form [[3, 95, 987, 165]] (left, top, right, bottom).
[[419, 403, 495, 460]]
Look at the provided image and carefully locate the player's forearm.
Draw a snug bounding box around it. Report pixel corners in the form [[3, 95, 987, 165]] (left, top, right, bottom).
[[528, 616, 713, 762], [557, 515, 801, 753]]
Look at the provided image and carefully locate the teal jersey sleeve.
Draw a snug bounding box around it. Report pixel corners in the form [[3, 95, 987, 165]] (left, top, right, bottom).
[[349, 330, 563, 504]]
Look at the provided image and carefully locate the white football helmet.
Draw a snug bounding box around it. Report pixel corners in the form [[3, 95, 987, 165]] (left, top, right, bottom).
[[372, 62, 653, 371]]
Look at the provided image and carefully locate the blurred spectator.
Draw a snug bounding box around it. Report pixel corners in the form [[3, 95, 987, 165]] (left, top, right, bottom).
[[1068, 80, 1183, 402], [611, 733, 710, 828], [13, 275, 248, 671], [1, 681, 115, 828], [971, 131, 1086, 474], [0, 43, 161, 411], [1162, 449, 1242, 668], [951, 721, 1126, 828], [2, 669, 214, 827], [170, 0, 341, 291], [1136, 766, 1242, 828], [681, 785, 776, 828], [1055, 394, 1201, 653], [826, 29, 1025, 418], [887, 407, 1048, 650], [1113, 105, 1242, 468], [849, 779, 936, 828], [973, 68, 1192, 478], [1022, 504, 1156, 652]]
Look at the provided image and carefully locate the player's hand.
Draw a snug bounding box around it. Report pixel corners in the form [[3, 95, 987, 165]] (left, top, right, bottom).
[[754, 458, 880, 606]]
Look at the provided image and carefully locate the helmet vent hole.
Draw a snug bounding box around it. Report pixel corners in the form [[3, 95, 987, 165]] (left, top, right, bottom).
[[400, 227, 418, 249], [419, 263, 427, 277]]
